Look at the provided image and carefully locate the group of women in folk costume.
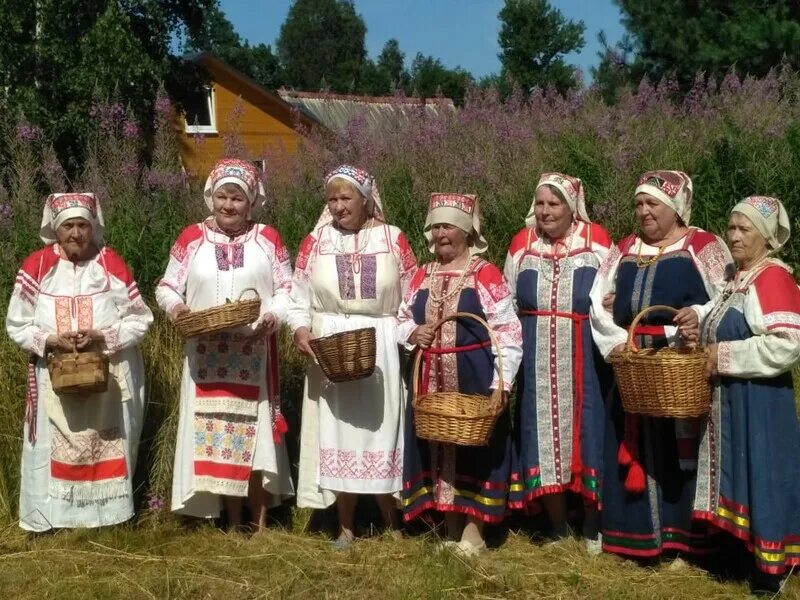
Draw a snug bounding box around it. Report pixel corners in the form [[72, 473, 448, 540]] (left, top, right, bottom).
[[6, 157, 800, 591]]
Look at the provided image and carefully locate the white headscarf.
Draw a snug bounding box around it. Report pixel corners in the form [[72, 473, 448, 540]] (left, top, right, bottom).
[[424, 193, 488, 256], [203, 158, 266, 218], [526, 172, 591, 227], [39, 193, 104, 246], [732, 196, 791, 252], [634, 170, 694, 224], [312, 165, 386, 231]]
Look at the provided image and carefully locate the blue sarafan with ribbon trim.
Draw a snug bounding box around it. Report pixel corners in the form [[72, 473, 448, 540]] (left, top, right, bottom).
[[401, 259, 522, 524], [595, 228, 729, 558]]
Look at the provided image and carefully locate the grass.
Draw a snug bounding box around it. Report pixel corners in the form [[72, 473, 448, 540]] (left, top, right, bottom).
[[0, 515, 796, 599]]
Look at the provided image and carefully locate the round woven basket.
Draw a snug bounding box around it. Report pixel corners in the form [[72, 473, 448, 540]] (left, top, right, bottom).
[[608, 304, 711, 418], [412, 312, 505, 447], [309, 327, 377, 383], [48, 347, 109, 395], [174, 288, 261, 338]]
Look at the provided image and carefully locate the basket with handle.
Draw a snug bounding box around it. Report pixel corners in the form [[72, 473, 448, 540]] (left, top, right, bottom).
[[48, 344, 109, 395], [608, 304, 711, 418], [174, 287, 262, 338], [411, 312, 505, 447], [309, 327, 376, 383]]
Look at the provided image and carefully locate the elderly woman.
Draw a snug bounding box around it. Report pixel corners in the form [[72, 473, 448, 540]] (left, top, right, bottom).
[[397, 193, 523, 556], [693, 197, 800, 593], [505, 173, 612, 549], [156, 158, 294, 530], [6, 193, 153, 531], [589, 170, 732, 559], [288, 165, 417, 548]]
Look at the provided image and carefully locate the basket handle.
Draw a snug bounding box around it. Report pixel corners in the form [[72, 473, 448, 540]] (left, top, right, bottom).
[[236, 287, 261, 301], [411, 311, 505, 400], [626, 304, 678, 351]]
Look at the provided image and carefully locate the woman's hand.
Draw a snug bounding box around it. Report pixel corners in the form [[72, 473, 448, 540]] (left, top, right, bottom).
[[602, 293, 615, 314], [674, 307, 699, 344], [610, 343, 626, 356], [74, 329, 104, 350], [705, 343, 719, 380], [169, 303, 190, 322], [252, 312, 278, 336], [46, 333, 75, 353], [409, 324, 435, 349], [293, 327, 316, 359]]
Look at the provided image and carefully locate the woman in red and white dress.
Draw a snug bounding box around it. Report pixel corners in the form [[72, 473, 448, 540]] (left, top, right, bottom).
[[157, 159, 294, 530], [288, 165, 417, 548], [6, 193, 153, 531]]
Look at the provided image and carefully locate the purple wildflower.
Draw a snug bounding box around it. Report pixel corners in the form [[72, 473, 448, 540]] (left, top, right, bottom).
[[15, 123, 44, 142], [146, 493, 165, 511], [122, 119, 139, 139]]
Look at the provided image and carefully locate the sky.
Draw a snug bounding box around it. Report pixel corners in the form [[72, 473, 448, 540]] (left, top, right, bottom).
[[218, 0, 626, 80]]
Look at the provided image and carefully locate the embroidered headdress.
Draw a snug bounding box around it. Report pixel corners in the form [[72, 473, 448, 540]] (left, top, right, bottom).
[[635, 170, 694, 224], [203, 158, 266, 216], [424, 193, 488, 255], [732, 196, 791, 252], [526, 172, 591, 227], [312, 165, 386, 231], [39, 193, 104, 246]]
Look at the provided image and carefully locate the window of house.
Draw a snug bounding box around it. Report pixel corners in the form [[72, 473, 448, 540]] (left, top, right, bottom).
[[184, 85, 217, 134]]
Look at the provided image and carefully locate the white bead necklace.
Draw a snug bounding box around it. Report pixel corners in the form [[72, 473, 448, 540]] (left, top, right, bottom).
[[428, 256, 476, 305]]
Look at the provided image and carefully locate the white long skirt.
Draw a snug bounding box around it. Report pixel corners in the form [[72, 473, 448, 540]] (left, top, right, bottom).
[[297, 313, 405, 508], [171, 356, 294, 518], [19, 349, 144, 531]]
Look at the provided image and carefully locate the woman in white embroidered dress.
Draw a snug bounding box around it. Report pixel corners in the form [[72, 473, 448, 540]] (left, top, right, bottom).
[[505, 173, 612, 550], [6, 193, 153, 531], [288, 165, 417, 548], [156, 159, 294, 531]]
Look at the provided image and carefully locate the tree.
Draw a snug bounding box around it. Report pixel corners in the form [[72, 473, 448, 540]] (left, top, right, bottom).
[[615, 0, 800, 86], [410, 53, 473, 105], [277, 0, 367, 93], [184, 6, 285, 90], [497, 0, 585, 92], [0, 0, 214, 170], [377, 39, 410, 91]]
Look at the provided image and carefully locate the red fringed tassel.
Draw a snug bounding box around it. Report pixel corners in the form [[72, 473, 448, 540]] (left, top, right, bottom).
[[272, 413, 288, 444], [619, 413, 646, 494]]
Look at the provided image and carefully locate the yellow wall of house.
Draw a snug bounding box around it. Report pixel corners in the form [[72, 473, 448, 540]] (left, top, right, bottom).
[[177, 83, 302, 178]]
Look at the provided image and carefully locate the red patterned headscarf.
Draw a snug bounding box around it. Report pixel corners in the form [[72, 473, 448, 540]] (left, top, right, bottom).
[[312, 165, 386, 231], [424, 193, 488, 255], [203, 158, 266, 216], [39, 193, 104, 246], [635, 170, 694, 224]]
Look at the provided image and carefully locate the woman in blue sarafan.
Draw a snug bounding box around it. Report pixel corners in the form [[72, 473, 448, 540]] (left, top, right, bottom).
[[396, 193, 522, 557], [589, 170, 731, 560], [504, 173, 612, 551], [693, 196, 800, 594]]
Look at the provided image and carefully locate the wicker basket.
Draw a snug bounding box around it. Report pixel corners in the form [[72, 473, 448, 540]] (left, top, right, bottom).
[[309, 327, 376, 383], [412, 312, 505, 447], [609, 304, 711, 418], [48, 348, 109, 395], [174, 288, 261, 338]]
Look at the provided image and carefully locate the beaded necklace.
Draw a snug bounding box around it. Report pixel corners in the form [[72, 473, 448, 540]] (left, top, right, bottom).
[[428, 256, 475, 305], [536, 222, 576, 283], [331, 218, 374, 274], [634, 239, 666, 267]]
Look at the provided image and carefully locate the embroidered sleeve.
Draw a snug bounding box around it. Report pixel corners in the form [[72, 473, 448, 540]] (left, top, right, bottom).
[[475, 263, 523, 392], [100, 249, 154, 355], [155, 224, 203, 316], [395, 265, 427, 347], [589, 242, 627, 359], [590, 223, 613, 264], [690, 232, 733, 324], [717, 265, 800, 378], [392, 229, 418, 297], [5, 249, 54, 357], [258, 226, 293, 323], [286, 234, 317, 332]]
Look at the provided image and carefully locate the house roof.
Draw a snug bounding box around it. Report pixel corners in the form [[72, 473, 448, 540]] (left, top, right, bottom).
[[277, 89, 456, 133], [185, 52, 322, 132]]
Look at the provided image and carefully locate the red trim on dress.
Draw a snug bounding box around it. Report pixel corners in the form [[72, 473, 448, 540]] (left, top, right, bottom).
[[50, 457, 128, 481], [195, 382, 260, 401]]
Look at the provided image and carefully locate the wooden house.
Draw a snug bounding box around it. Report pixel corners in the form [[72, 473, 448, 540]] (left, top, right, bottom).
[[175, 52, 320, 177]]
